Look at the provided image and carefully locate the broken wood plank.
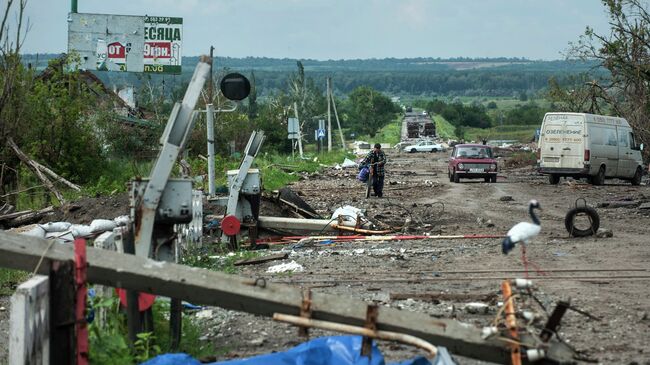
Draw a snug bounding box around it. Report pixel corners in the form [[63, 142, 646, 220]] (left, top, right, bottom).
[[30, 160, 81, 191], [7, 138, 65, 204], [0, 231, 576, 365], [5, 206, 54, 227], [0, 209, 33, 221], [234, 253, 288, 266]]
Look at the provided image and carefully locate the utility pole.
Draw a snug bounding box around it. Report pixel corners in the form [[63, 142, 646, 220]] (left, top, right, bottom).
[[327, 77, 332, 152], [293, 102, 304, 158], [329, 82, 346, 149], [207, 46, 216, 196]]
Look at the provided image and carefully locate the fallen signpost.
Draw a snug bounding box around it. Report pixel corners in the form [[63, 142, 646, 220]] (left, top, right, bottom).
[[0, 231, 577, 364]]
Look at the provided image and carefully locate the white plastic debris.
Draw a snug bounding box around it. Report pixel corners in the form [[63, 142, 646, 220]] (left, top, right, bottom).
[[39, 221, 72, 232], [90, 219, 117, 233], [341, 158, 356, 168], [113, 215, 130, 226], [195, 309, 214, 319], [481, 326, 498, 339], [464, 302, 490, 314], [266, 260, 304, 274], [331, 205, 364, 227], [334, 164, 342, 170]]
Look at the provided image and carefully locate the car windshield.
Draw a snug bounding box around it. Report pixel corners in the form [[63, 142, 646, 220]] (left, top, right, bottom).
[[456, 146, 492, 158]]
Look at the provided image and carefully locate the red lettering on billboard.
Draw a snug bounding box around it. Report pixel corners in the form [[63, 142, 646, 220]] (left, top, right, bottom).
[[144, 42, 171, 58], [107, 42, 125, 58]]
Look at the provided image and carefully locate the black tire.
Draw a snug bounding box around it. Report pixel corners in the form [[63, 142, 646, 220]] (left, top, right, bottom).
[[549, 174, 560, 185], [432, 148, 438, 153], [490, 175, 497, 183], [453, 171, 460, 183], [448, 170, 453, 182], [565, 206, 600, 237], [484, 177, 490, 183], [591, 166, 606, 185], [410, 148, 417, 153], [631, 167, 642, 186]]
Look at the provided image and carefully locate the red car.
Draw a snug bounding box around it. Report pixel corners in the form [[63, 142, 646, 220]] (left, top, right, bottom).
[[448, 144, 498, 183]]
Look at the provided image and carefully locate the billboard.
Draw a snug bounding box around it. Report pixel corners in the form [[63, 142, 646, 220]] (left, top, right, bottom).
[[68, 13, 182, 74]]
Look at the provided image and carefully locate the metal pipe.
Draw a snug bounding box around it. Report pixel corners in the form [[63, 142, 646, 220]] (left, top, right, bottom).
[[206, 103, 215, 196], [278, 268, 649, 277], [273, 313, 438, 358], [71, 0, 77, 13], [276, 275, 650, 285]]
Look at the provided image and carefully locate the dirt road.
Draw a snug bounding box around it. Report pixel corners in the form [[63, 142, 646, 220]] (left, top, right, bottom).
[[1, 150, 648, 364], [211, 150, 650, 364]]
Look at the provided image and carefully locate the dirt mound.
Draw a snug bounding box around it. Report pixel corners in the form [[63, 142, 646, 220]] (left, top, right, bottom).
[[39, 193, 130, 225]]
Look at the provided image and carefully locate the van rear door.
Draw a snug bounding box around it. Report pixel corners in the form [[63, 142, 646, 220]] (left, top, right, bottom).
[[540, 114, 585, 170], [617, 129, 638, 178]]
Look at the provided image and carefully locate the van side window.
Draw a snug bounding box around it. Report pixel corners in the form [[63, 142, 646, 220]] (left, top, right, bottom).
[[605, 129, 618, 146], [618, 131, 629, 147], [629, 132, 639, 150]]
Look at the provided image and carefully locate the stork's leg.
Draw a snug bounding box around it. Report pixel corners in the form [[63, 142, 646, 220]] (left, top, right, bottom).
[[521, 245, 529, 278]]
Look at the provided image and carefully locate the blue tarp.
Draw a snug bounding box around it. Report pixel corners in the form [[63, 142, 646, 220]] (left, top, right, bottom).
[[142, 336, 454, 365]]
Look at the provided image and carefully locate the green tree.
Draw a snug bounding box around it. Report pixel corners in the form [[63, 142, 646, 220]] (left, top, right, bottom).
[[564, 0, 650, 153], [346, 86, 399, 137]]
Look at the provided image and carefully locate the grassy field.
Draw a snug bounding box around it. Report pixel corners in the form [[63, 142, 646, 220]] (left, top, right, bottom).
[[464, 124, 538, 143], [355, 116, 403, 146], [432, 115, 457, 139]]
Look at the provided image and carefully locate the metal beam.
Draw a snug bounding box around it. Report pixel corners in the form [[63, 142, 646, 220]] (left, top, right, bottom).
[[0, 231, 575, 364]]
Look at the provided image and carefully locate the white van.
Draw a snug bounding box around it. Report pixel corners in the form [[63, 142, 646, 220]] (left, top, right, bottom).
[[538, 112, 644, 185]]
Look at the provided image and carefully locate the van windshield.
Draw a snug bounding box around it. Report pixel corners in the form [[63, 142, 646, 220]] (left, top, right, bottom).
[[456, 146, 492, 158]]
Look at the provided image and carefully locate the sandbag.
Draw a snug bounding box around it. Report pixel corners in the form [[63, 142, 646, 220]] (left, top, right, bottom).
[[71, 224, 93, 237], [90, 219, 117, 233], [39, 221, 72, 233]]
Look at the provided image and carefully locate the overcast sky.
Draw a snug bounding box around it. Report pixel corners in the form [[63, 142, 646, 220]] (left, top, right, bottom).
[[15, 0, 611, 60]]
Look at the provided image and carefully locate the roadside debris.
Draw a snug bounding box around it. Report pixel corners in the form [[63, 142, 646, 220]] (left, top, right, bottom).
[[266, 260, 304, 273], [234, 253, 288, 266], [595, 228, 613, 238]]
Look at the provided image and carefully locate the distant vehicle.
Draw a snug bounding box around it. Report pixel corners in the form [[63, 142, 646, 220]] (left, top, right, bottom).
[[538, 112, 644, 185], [448, 144, 498, 183], [403, 140, 444, 153]]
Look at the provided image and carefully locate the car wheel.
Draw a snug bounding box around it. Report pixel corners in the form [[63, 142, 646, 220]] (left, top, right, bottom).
[[410, 148, 417, 153], [432, 148, 438, 153], [453, 171, 460, 183], [549, 174, 560, 185], [631, 167, 642, 186], [484, 177, 490, 183], [448, 170, 453, 182], [591, 166, 606, 185], [490, 175, 497, 183]]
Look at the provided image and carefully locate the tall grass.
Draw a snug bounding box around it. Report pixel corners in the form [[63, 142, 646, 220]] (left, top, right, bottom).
[[432, 115, 457, 139]]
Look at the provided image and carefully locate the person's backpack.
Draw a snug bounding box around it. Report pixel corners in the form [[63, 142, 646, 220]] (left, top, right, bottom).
[[357, 166, 369, 182]]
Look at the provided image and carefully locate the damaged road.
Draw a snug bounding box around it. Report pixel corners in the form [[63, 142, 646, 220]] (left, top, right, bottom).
[[208, 152, 650, 364]]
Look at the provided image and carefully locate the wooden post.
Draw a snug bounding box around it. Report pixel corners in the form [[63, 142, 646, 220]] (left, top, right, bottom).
[[122, 229, 142, 345], [169, 299, 183, 350], [50, 260, 76, 364], [327, 77, 332, 152], [329, 81, 346, 149], [9, 275, 50, 364]]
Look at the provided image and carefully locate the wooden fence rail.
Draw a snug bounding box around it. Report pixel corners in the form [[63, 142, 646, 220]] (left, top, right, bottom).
[[0, 231, 576, 364]]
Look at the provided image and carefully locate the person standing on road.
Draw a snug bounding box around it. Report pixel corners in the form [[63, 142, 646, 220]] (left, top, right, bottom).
[[362, 143, 387, 197]]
